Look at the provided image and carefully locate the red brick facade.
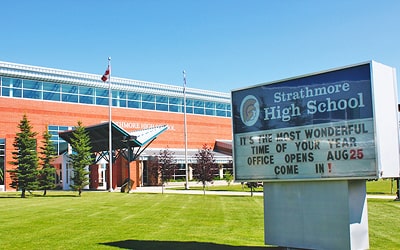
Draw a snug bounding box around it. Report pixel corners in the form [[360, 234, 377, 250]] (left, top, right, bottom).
[[1, 96, 232, 190]]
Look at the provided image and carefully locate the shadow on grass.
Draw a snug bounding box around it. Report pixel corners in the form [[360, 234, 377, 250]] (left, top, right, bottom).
[[0, 194, 21, 198], [100, 239, 283, 250], [367, 191, 391, 195], [0, 192, 79, 198]]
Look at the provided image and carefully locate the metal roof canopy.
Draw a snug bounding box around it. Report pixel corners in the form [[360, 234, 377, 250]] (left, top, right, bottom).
[[59, 121, 168, 154]]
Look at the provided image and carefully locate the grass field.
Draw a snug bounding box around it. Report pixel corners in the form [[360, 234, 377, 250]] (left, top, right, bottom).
[[0, 180, 399, 249], [366, 178, 397, 195]]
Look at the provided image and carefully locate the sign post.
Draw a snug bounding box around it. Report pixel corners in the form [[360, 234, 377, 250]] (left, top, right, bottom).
[[232, 61, 400, 249]]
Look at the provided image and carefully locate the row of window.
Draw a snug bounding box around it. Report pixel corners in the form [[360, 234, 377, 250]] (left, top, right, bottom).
[[0, 77, 232, 117]]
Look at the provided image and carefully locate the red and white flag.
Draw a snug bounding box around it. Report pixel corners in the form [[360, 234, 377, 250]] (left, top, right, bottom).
[[101, 66, 110, 82]]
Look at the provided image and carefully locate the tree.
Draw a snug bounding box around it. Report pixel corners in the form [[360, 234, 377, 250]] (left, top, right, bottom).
[[9, 114, 39, 198], [193, 144, 218, 195], [38, 129, 57, 196], [147, 148, 177, 194], [246, 182, 258, 197], [223, 161, 234, 186], [146, 156, 160, 186], [224, 171, 234, 186], [158, 148, 177, 194], [69, 121, 92, 196]]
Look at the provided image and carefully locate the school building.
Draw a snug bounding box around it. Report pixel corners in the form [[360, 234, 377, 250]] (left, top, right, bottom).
[[0, 61, 233, 191]]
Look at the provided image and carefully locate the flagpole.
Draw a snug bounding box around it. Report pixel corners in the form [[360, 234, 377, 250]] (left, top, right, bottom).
[[183, 70, 189, 190], [108, 57, 113, 191]]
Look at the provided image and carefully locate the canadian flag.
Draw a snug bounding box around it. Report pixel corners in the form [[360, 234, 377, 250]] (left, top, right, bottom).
[[101, 66, 110, 82]]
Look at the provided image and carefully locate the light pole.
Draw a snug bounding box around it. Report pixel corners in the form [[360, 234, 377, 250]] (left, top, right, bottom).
[[183, 70, 189, 189]]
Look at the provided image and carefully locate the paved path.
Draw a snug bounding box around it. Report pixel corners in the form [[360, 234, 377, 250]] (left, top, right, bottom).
[[132, 186, 397, 199], [132, 186, 263, 196]]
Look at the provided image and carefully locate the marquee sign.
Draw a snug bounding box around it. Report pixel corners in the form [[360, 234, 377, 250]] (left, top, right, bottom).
[[232, 62, 399, 181]]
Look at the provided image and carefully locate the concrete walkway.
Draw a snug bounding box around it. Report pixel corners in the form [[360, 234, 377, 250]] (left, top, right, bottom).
[[132, 186, 263, 196], [131, 183, 397, 199]]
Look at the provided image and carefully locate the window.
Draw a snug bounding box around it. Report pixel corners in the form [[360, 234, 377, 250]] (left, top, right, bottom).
[[216, 103, 226, 110], [169, 97, 183, 105], [156, 95, 168, 103], [113, 90, 126, 107], [43, 91, 60, 101], [62, 84, 78, 94], [185, 106, 193, 113], [194, 100, 204, 115], [142, 102, 155, 110], [62, 94, 78, 103], [205, 101, 215, 109], [128, 100, 140, 109], [205, 101, 215, 116], [48, 125, 69, 155], [112, 90, 126, 99], [169, 105, 181, 113], [156, 103, 168, 111], [142, 94, 155, 110], [79, 86, 93, 95], [0, 138, 4, 185], [23, 80, 42, 90], [112, 99, 127, 107], [2, 77, 22, 97], [23, 80, 42, 99], [23, 89, 42, 99], [118, 99, 126, 107], [62, 85, 78, 103], [79, 95, 94, 104], [96, 88, 109, 97], [128, 92, 141, 100], [156, 96, 168, 111], [96, 97, 108, 106], [216, 110, 227, 117], [2, 77, 22, 87], [142, 94, 155, 102], [43, 82, 60, 101], [205, 109, 215, 116], [186, 99, 193, 106], [216, 102, 227, 117], [43, 82, 60, 92]]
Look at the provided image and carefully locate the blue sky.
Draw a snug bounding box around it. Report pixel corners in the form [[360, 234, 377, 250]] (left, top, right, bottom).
[[1, 0, 400, 94]]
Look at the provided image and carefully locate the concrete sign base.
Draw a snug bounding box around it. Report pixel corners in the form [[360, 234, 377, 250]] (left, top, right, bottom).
[[264, 180, 369, 250]]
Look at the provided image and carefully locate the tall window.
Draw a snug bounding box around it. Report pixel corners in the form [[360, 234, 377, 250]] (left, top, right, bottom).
[[48, 125, 70, 155], [0, 139, 5, 185]]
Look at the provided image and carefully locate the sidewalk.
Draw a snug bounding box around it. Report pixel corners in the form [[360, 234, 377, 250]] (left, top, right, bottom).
[[131, 184, 397, 199], [132, 186, 263, 196]]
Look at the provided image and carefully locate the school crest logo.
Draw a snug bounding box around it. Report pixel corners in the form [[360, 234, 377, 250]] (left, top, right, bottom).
[[240, 95, 260, 126]]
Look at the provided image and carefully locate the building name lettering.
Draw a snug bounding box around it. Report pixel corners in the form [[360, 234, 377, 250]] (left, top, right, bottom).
[[264, 83, 365, 122]]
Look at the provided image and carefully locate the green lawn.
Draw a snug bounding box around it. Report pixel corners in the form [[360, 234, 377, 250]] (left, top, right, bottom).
[[0, 192, 268, 250], [367, 179, 397, 195], [0, 188, 399, 249]]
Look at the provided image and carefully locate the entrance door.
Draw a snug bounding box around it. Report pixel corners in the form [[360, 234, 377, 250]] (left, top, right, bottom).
[[89, 165, 99, 189], [142, 161, 148, 186], [98, 164, 107, 190]]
